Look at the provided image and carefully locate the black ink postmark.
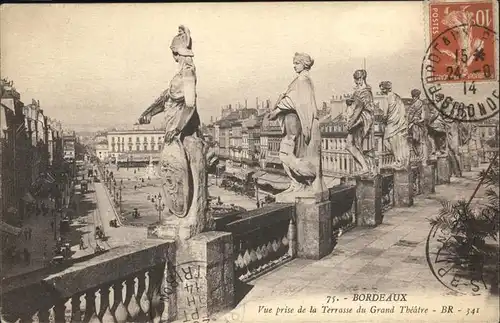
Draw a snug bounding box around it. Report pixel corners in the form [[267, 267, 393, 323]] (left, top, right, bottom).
[[162, 260, 245, 322], [421, 23, 499, 123], [425, 222, 488, 295]]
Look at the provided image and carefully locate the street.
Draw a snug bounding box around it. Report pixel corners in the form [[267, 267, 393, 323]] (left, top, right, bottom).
[[71, 177, 147, 259]]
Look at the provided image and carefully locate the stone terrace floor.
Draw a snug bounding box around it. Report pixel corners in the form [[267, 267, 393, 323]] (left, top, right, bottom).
[[213, 164, 499, 323]]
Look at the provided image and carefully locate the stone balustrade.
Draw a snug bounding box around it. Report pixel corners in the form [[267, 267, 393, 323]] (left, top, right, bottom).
[[1, 240, 174, 323], [218, 203, 295, 283], [329, 184, 357, 235]]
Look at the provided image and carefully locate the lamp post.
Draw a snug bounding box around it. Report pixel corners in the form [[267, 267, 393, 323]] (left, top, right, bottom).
[[154, 193, 165, 224], [119, 180, 123, 215]]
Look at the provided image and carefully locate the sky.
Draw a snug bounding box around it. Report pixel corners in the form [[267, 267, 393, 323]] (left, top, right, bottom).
[[1, 2, 427, 131]]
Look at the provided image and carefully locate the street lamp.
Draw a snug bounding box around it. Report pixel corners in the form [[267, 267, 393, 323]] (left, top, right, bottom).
[[119, 180, 123, 215], [154, 193, 165, 224]]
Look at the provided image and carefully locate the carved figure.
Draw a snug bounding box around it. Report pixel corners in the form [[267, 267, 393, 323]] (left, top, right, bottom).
[[139, 25, 208, 239], [426, 94, 448, 157], [267, 53, 325, 201], [379, 81, 410, 169], [345, 70, 375, 175], [407, 89, 428, 163]]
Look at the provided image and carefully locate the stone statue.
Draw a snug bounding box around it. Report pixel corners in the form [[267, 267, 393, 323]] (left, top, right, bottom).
[[379, 81, 410, 170], [426, 94, 463, 176], [426, 94, 448, 157], [407, 89, 428, 164], [345, 70, 375, 175], [139, 25, 209, 240], [266, 52, 325, 202]]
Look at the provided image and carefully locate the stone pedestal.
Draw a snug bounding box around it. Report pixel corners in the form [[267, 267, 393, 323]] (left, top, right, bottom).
[[295, 191, 332, 260], [460, 152, 472, 172], [470, 152, 479, 168], [161, 232, 234, 322], [420, 164, 435, 195], [393, 168, 413, 207], [436, 156, 451, 185], [355, 175, 382, 227]]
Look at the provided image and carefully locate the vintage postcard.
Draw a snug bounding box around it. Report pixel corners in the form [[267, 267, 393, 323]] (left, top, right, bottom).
[[1, 1, 498, 322]]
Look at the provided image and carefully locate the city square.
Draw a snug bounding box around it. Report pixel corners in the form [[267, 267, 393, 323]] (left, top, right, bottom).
[[1, 2, 499, 323]]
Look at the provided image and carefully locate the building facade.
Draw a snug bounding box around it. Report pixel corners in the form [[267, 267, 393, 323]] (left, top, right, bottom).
[[107, 127, 165, 163]]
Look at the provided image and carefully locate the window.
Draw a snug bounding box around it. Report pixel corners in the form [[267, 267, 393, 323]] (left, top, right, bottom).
[[144, 136, 148, 143], [111, 144, 116, 152], [128, 144, 132, 151], [128, 137, 132, 142], [151, 136, 155, 143], [111, 137, 115, 142], [136, 143, 140, 151], [136, 137, 140, 142], [144, 143, 148, 151]]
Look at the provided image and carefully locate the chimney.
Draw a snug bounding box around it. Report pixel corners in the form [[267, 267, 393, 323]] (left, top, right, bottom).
[[245, 99, 248, 109], [256, 97, 259, 110]]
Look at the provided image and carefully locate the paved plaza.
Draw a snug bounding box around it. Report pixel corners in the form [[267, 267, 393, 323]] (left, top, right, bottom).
[[214, 166, 499, 323]]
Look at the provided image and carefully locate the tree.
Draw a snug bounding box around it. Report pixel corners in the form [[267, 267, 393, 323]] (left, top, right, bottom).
[[429, 154, 499, 291]]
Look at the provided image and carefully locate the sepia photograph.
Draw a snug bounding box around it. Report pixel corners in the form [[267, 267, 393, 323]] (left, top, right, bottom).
[[1, 1, 499, 322]]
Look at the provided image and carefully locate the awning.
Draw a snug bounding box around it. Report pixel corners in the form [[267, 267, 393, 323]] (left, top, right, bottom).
[[265, 157, 282, 165], [22, 192, 36, 203], [252, 170, 266, 179], [324, 176, 341, 189], [256, 173, 290, 190], [0, 221, 22, 236]]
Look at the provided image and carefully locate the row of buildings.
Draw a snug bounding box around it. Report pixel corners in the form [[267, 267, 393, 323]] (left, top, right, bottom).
[[1, 79, 75, 235], [92, 92, 499, 192]]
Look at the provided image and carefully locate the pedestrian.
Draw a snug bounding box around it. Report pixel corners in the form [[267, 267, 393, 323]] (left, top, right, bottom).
[[28, 228, 32, 240], [79, 237, 85, 250], [50, 221, 54, 230], [134, 185, 137, 190]]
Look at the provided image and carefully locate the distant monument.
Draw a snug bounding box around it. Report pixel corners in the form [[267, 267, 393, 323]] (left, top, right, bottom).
[[139, 25, 210, 240], [267, 52, 325, 202], [144, 155, 159, 179]]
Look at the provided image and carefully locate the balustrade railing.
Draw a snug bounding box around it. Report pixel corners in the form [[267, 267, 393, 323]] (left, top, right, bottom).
[[220, 204, 295, 283], [329, 184, 357, 237], [381, 173, 394, 211], [1, 240, 173, 323]]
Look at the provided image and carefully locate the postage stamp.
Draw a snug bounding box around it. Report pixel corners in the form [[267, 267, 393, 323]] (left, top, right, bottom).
[[422, 1, 499, 122], [428, 1, 496, 83]]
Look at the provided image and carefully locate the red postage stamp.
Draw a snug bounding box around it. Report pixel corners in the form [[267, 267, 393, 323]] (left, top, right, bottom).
[[428, 1, 496, 83]]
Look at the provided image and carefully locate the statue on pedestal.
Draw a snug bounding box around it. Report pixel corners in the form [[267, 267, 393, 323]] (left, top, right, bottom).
[[266, 53, 325, 202], [426, 95, 448, 158], [378, 81, 410, 170], [345, 70, 375, 175], [139, 25, 209, 240], [407, 89, 428, 164]]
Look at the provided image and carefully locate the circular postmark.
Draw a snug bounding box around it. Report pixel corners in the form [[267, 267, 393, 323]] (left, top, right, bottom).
[[425, 222, 489, 295], [421, 23, 499, 123]]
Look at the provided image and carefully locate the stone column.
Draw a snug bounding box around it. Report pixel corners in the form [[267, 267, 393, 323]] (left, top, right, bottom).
[[355, 175, 382, 226], [436, 155, 451, 185], [161, 232, 235, 322], [393, 168, 414, 207], [470, 150, 479, 168], [295, 191, 333, 260], [420, 163, 435, 195], [460, 150, 472, 172]]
